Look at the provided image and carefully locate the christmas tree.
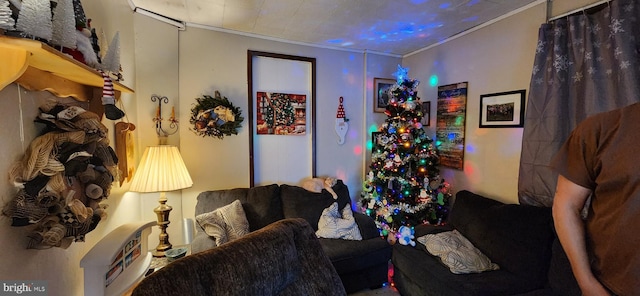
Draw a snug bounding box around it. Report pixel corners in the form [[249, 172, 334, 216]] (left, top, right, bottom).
[[100, 31, 120, 73], [0, 0, 15, 30], [51, 0, 76, 48], [15, 0, 52, 40], [362, 65, 451, 237]]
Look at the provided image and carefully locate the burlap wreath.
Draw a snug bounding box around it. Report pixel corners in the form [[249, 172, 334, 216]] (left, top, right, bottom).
[[4, 101, 117, 249]]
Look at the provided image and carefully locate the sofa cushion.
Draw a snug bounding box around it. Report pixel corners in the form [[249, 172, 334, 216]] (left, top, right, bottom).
[[196, 199, 249, 246], [281, 180, 351, 230], [316, 202, 362, 240], [320, 236, 391, 275], [450, 190, 553, 286], [393, 243, 532, 296], [195, 184, 283, 231], [417, 230, 499, 274]]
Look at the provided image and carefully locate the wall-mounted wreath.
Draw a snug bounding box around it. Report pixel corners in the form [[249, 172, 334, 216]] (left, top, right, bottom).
[[5, 102, 116, 249], [190, 91, 244, 139]]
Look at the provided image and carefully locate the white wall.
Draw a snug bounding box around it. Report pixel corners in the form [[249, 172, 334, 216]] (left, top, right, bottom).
[[402, 0, 601, 204], [402, 3, 546, 204], [0, 1, 141, 295], [177, 27, 400, 219]]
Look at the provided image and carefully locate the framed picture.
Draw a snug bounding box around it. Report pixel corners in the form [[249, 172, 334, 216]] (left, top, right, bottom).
[[371, 131, 381, 147], [479, 89, 526, 128], [436, 82, 468, 170], [255, 92, 307, 135], [373, 78, 395, 113], [421, 101, 431, 126]]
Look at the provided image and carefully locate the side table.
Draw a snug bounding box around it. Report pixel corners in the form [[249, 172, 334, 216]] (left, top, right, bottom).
[[149, 244, 191, 271]]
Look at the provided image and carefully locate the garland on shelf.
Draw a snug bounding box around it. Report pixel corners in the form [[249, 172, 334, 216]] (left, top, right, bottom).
[[190, 91, 244, 139]]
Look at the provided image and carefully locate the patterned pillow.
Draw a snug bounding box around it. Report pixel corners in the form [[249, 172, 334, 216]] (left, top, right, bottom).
[[316, 202, 362, 240], [195, 200, 249, 246], [417, 230, 499, 274]]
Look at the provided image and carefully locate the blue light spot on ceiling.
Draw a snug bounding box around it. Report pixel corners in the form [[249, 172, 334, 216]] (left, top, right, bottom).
[[467, 0, 480, 6], [462, 16, 478, 22], [410, 0, 428, 4], [439, 2, 451, 9], [424, 22, 444, 29], [400, 26, 415, 34], [327, 39, 342, 44]]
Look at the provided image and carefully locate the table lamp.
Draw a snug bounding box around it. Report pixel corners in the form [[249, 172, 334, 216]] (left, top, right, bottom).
[[129, 145, 193, 257]]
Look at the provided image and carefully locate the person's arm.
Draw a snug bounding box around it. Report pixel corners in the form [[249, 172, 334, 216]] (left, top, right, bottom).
[[553, 175, 610, 296]]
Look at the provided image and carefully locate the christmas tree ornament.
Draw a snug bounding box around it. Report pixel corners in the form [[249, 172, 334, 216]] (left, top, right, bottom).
[[0, 0, 15, 30], [100, 71, 125, 120], [335, 96, 349, 145], [16, 0, 52, 40]]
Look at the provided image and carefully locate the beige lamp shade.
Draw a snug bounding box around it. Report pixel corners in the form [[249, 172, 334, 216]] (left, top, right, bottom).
[[129, 145, 193, 193]]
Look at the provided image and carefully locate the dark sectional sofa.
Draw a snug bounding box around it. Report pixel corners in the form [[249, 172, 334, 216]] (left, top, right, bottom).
[[191, 180, 392, 294], [133, 218, 347, 296], [392, 190, 581, 296]]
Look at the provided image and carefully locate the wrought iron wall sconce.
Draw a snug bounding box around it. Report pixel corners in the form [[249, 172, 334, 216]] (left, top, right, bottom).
[[152, 94, 178, 136]]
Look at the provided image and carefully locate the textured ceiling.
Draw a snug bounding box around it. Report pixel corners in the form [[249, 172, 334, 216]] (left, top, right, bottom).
[[129, 0, 540, 56]]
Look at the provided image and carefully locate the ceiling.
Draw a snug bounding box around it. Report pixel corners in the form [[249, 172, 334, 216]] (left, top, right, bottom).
[[129, 0, 540, 56]]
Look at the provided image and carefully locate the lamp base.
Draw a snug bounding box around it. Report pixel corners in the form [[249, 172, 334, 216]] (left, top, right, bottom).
[[153, 192, 173, 257]]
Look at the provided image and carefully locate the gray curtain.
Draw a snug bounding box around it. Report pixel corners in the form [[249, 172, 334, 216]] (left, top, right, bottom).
[[518, 0, 640, 206]]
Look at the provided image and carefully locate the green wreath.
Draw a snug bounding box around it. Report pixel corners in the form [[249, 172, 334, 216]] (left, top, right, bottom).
[[190, 91, 244, 139]]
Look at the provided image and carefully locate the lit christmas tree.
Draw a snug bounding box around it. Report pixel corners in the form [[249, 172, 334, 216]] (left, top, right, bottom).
[[362, 65, 451, 237]]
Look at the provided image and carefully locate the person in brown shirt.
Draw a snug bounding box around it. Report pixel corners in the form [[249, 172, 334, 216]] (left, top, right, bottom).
[[551, 102, 640, 296]]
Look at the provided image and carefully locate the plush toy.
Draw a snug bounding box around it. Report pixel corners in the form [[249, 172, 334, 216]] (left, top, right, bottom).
[[398, 225, 416, 246]]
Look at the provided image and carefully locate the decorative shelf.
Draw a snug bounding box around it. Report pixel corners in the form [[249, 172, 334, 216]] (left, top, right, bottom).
[[81, 221, 155, 296], [0, 35, 133, 103]]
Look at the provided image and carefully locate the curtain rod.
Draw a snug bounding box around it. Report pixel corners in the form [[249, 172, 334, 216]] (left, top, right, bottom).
[[548, 0, 611, 21]]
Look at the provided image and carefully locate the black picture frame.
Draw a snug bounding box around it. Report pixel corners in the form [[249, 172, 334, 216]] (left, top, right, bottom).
[[373, 78, 395, 113], [372, 131, 381, 147], [421, 101, 431, 126], [479, 89, 526, 128]]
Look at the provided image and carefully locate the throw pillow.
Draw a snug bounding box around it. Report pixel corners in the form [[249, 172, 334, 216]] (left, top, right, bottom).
[[316, 202, 362, 240], [417, 230, 499, 274], [195, 199, 249, 246]]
